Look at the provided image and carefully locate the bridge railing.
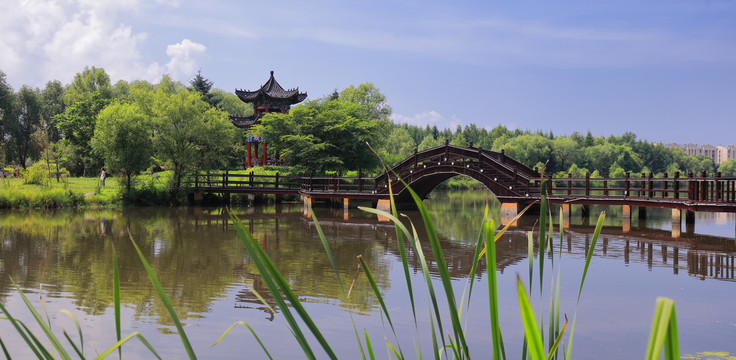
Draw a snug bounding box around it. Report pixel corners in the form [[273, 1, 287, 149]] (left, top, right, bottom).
[[185, 171, 302, 192], [548, 172, 736, 203], [298, 172, 379, 193]]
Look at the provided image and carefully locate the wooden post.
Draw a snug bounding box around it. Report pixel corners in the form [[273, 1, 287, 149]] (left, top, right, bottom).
[[444, 139, 449, 160], [716, 172, 722, 201], [662, 172, 668, 198], [585, 172, 590, 196], [641, 172, 646, 197], [247, 142, 252, 169], [567, 173, 572, 195], [262, 142, 267, 166], [501, 149, 506, 164], [603, 175, 608, 196], [673, 172, 680, 199], [701, 171, 707, 201], [358, 170, 364, 192], [194, 172, 199, 191], [275, 172, 279, 189], [414, 148, 418, 168], [648, 172, 653, 198], [223, 170, 228, 188], [249, 171, 253, 187]]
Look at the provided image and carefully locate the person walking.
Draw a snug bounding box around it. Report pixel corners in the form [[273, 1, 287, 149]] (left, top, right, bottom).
[[100, 167, 106, 187]]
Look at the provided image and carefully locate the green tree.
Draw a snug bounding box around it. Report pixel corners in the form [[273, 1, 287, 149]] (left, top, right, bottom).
[[255, 98, 383, 173], [382, 127, 417, 166], [450, 132, 468, 147], [339, 83, 392, 121], [91, 101, 154, 190], [152, 87, 237, 190], [210, 88, 251, 116], [584, 143, 618, 173], [56, 92, 110, 175], [189, 70, 221, 108], [64, 66, 113, 106], [417, 135, 444, 151], [718, 159, 736, 177], [552, 137, 578, 172], [492, 134, 552, 168], [0, 71, 15, 161], [6, 85, 42, 167], [40, 80, 66, 141]]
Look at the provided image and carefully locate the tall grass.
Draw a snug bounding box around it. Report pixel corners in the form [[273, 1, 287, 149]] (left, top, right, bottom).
[[0, 180, 681, 358]]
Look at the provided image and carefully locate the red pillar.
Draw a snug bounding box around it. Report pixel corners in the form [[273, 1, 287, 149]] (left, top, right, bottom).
[[247, 142, 252, 168], [262, 142, 267, 166]]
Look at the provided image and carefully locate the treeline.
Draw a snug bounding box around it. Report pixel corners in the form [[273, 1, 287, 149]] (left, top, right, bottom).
[[0, 67, 248, 191], [383, 122, 736, 178]]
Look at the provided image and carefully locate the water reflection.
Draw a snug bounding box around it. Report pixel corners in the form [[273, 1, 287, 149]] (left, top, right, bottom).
[[0, 191, 735, 358]]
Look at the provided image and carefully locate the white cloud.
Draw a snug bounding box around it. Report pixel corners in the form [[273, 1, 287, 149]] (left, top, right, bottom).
[[164, 39, 207, 80], [392, 111, 462, 130], [0, 0, 201, 88]]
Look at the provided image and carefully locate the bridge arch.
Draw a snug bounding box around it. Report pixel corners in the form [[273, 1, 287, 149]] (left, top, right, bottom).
[[374, 142, 542, 206]]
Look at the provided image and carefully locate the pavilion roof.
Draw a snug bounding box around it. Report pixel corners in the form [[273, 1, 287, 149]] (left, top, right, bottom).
[[235, 71, 307, 104]]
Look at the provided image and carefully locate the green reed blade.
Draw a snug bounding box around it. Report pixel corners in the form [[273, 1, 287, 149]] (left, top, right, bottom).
[[94, 332, 162, 360], [387, 177, 418, 324], [128, 233, 196, 360], [18, 320, 54, 359], [359, 206, 448, 353], [110, 239, 121, 359], [229, 211, 328, 360], [516, 276, 546, 360], [349, 312, 367, 360], [0, 335, 11, 359], [309, 203, 344, 292], [546, 315, 568, 360], [565, 211, 606, 360], [211, 321, 273, 360], [428, 303, 439, 360], [240, 277, 276, 315], [10, 279, 71, 360], [0, 302, 44, 359], [401, 183, 469, 358], [364, 330, 375, 360], [485, 219, 506, 360], [357, 256, 398, 341], [55, 310, 84, 355], [466, 204, 490, 308], [538, 179, 548, 297], [386, 338, 402, 360], [230, 214, 316, 359], [478, 202, 536, 260], [62, 330, 84, 359], [645, 297, 679, 360]]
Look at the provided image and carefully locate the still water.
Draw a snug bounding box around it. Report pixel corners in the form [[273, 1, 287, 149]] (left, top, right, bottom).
[[1, 190, 735, 359]]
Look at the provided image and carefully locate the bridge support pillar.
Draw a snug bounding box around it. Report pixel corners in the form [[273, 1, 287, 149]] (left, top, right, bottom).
[[561, 204, 571, 229], [193, 191, 202, 205], [580, 204, 590, 218], [685, 210, 695, 234], [638, 207, 648, 228], [500, 203, 519, 227], [302, 196, 312, 219], [222, 193, 230, 204], [343, 198, 350, 220], [375, 199, 391, 222], [622, 205, 631, 233], [671, 209, 681, 238]]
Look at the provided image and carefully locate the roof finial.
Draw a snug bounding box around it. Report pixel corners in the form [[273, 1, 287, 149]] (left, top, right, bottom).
[[270, 70, 274, 77]]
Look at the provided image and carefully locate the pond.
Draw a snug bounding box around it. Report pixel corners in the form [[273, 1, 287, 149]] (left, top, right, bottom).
[[0, 190, 735, 359]]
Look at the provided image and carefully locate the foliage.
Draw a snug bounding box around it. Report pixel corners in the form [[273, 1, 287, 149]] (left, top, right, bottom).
[[339, 82, 392, 121], [152, 87, 238, 190], [381, 127, 416, 166], [22, 161, 51, 186], [56, 92, 110, 175], [40, 80, 66, 141], [254, 96, 385, 173], [417, 135, 444, 151], [63, 66, 113, 106], [718, 159, 736, 177], [91, 101, 154, 191], [189, 70, 221, 108]]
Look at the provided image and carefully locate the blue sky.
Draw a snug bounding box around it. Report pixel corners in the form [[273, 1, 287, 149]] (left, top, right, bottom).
[[2, 0, 735, 144]]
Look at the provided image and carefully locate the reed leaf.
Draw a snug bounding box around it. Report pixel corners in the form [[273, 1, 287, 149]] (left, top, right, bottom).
[[645, 297, 679, 360], [229, 211, 335, 359], [388, 177, 417, 323], [240, 277, 276, 315], [10, 279, 71, 360], [0, 336, 11, 359], [110, 239, 121, 359], [211, 321, 272, 359], [94, 332, 161, 359], [128, 233, 197, 360], [402, 184, 469, 358], [465, 204, 490, 309], [18, 319, 54, 360], [309, 203, 344, 292], [0, 303, 44, 359], [565, 211, 606, 360], [55, 309, 84, 356], [517, 276, 546, 360], [364, 330, 376, 360], [62, 330, 84, 359], [386, 338, 402, 360], [485, 219, 506, 360], [357, 255, 399, 345]]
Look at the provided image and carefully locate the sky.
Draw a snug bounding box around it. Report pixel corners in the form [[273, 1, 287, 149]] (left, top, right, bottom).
[[1, 0, 735, 145]]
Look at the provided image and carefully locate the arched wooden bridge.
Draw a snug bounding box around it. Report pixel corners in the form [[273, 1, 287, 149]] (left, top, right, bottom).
[[188, 142, 736, 213]]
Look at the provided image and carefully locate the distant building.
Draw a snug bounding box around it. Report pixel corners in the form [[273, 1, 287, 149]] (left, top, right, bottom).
[[665, 143, 736, 165]]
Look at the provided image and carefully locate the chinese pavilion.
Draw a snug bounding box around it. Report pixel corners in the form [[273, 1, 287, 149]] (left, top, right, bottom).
[[230, 71, 307, 167]]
